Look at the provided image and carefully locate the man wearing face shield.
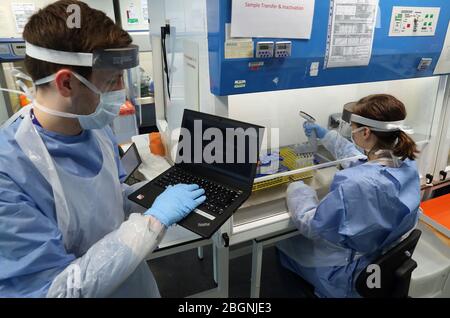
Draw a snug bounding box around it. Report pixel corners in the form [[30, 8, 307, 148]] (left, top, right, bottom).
[[0, 1, 205, 297], [277, 94, 421, 298]]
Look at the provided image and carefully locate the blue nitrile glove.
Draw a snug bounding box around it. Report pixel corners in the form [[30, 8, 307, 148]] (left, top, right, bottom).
[[303, 122, 328, 139], [145, 184, 206, 227]]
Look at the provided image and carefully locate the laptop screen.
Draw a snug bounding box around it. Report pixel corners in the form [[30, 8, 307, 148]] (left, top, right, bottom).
[[177, 110, 263, 184], [121, 143, 141, 179]]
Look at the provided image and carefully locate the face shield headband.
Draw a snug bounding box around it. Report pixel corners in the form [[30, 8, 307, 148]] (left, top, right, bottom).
[[25, 42, 139, 70], [342, 102, 414, 135]]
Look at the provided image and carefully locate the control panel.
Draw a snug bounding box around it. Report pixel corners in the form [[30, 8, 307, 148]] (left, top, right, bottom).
[[11, 43, 26, 57], [417, 58, 433, 71], [275, 41, 292, 58], [0, 40, 26, 62], [256, 41, 274, 58], [389, 7, 440, 37]]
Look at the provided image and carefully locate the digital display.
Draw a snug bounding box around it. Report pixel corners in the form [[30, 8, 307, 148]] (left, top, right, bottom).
[[278, 44, 287, 49], [259, 45, 269, 50]]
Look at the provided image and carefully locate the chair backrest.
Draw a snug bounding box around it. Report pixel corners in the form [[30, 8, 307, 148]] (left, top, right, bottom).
[[355, 229, 422, 298]]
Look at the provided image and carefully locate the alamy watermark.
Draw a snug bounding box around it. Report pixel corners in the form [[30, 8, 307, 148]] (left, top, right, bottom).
[[66, 4, 81, 29], [365, 264, 381, 289], [163, 120, 279, 167]]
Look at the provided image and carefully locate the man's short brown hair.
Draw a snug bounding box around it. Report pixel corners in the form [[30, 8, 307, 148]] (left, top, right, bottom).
[[23, 0, 132, 83]]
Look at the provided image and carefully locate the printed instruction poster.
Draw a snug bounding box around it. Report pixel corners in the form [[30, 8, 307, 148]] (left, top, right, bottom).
[[231, 0, 316, 39], [126, 2, 139, 25], [326, 0, 379, 68], [141, 0, 149, 23], [11, 3, 35, 33], [225, 24, 254, 59]]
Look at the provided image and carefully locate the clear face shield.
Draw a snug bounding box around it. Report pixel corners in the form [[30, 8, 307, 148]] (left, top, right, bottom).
[[26, 42, 140, 93], [336, 102, 366, 140], [23, 42, 140, 129]]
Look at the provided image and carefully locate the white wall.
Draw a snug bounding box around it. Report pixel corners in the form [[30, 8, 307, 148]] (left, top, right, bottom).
[[148, 0, 208, 132], [139, 51, 153, 77]]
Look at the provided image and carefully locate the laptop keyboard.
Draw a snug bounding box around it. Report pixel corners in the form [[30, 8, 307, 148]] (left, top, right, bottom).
[[154, 167, 243, 215]]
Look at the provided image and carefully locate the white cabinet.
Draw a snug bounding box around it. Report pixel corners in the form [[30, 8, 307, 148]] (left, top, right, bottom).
[[431, 82, 450, 184]]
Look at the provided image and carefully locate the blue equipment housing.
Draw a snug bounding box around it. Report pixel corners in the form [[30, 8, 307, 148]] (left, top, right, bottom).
[[206, 0, 450, 96]]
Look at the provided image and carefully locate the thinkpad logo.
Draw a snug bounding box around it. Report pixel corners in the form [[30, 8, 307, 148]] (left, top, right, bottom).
[[198, 223, 211, 227]]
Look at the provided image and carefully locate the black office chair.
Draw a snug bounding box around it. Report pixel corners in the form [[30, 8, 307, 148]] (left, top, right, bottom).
[[355, 229, 422, 298]]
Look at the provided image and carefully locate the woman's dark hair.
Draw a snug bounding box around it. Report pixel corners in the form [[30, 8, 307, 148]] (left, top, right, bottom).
[[352, 94, 419, 160]]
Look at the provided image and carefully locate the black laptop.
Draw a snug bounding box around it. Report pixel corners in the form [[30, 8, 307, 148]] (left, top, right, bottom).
[[128, 109, 263, 238], [120, 142, 144, 186]]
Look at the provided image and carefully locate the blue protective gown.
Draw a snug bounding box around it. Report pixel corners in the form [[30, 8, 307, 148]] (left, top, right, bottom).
[[0, 111, 147, 297], [277, 130, 420, 298]]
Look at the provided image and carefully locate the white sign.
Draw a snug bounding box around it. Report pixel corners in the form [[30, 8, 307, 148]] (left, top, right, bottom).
[[141, 0, 149, 22], [326, 0, 379, 68], [434, 22, 450, 75], [183, 41, 200, 111], [224, 24, 254, 59], [231, 0, 315, 39], [389, 7, 440, 37], [126, 2, 139, 25], [11, 3, 35, 33]]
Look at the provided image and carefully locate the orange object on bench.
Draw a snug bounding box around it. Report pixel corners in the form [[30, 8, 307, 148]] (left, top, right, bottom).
[[149, 132, 165, 156], [19, 94, 31, 107], [420, 194, 450, 238]]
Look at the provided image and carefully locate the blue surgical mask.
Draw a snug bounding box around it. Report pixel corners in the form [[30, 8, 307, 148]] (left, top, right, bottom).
[[77, 89, 125, 130], [33, 72, 125, 130]]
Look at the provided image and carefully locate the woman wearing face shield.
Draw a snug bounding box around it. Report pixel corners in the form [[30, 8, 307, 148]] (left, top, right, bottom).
[[277, 94, 420, 298], [0, 1, 205, 298]]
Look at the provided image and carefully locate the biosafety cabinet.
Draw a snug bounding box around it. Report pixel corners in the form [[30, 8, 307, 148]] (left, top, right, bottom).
[[149, 0, 450, 193], [147, 1, 450, 297]]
